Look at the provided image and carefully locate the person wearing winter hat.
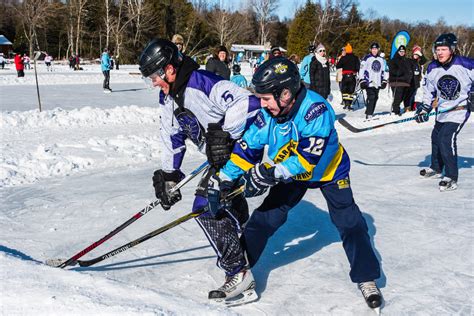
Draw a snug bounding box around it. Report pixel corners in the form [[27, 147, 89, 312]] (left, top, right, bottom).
[[270, 46, 282, 58], [336, 43, 360, 109], [389, 45, 413, 114], [408, 45, 427, 109], [206, 45, 231, 79], [358, 42, 388, 119], [300, 44, 316, 88], [171, 34, 185, 53], [309, 43, 331, 99]]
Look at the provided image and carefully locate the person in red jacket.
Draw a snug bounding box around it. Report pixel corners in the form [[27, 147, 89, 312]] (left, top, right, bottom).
[[14, 53, 25, 77]]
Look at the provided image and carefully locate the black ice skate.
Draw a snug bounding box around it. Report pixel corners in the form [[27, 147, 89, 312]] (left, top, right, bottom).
[[419, 168, 441, 179], [439, 177, 457, 191], [358, 281, 383, 311], [208, 268, 258, 307]]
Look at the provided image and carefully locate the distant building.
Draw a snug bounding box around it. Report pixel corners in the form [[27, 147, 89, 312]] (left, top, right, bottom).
[[230, 44, 287, 61], [0, 35, 13, 56]]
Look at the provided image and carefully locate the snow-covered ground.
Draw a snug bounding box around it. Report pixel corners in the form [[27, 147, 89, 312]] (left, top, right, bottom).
[[0, 62, 473, 315]]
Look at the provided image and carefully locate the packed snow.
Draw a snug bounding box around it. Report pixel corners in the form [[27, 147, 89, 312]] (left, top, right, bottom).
[[0, 62, 472, 315]]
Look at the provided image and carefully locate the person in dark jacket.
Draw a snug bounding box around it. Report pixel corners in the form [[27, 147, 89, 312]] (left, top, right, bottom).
[[205, 45, 231, 79], [408, 45, 427, 110], [389, 45, 413, 114], [309, 43, 331, 99], [336, 43, 360, 110]]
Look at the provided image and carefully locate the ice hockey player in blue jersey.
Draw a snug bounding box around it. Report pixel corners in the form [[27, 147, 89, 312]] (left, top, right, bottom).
[[230, 64, 248, 88], [209, 57, 383, 310], [416, 33, 472, 191], [139, 38, 260, 305]]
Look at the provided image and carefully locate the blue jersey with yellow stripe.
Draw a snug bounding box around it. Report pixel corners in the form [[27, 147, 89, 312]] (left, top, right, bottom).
[[220, 87, 350, 184]]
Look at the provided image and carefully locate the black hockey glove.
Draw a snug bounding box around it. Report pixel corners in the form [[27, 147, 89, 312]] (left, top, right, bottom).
[[205, 123, 233, 169], [243, 163, 279, 198], [152, 169, 185, 210], [415, 103, 432, 123], [380, 80, 387, 90], [360, 81, 369, 89]]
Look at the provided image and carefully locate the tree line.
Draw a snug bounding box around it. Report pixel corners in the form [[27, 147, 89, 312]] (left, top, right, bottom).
[[0, 0, 472, 63]]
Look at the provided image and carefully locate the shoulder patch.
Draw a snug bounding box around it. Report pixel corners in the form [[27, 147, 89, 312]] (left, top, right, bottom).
[[254, 111, 266, 128], [304, 102, 327, 122]]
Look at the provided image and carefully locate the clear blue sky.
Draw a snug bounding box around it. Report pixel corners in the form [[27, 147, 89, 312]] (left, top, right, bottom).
[[276, 0, 473, 26]]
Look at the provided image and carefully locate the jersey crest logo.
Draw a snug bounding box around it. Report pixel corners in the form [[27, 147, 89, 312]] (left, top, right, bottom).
[[371, 60, 381, 72], [175, 110, 205, 150], [304, 102, 327, 122], [273, 63, 288, 74], [437, 75, 460, 100], [254, 111, 266, 128]]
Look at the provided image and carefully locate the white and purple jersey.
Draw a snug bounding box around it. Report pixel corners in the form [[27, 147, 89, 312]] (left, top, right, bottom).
[[359, 54, 388, 88], [422, 55, 473, 124], [159, 69, 261, 172]]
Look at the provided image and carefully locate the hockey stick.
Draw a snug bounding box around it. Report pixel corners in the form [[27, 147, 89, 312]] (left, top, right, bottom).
[[337, 105, 465, 133], [50, 161, 209, 268], [74, 185, 245, 267]]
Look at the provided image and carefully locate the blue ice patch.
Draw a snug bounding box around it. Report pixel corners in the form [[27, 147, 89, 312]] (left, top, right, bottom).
[[304, 102, 327, 122], [254, 111, 266, 128]]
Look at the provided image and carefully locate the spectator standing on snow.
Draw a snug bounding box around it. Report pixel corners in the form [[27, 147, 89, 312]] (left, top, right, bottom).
[[44, 54, 53, 72], [389, 45, 413, 114], [336, 43, 360, 110], [358, 42, 388, 119], [309, 43, 331, 99], [0, 53, 5, 70], [101, 48, 112, 92], [230, 64, 248, 88], [14, 53, 24, 77], [23, 54, 31, 70], [69, 55, 74, 69], [206, 45, 231, 79], [299, 44, 315, 89], [172, 34, 185, 53], [408, 45, 427, 109]]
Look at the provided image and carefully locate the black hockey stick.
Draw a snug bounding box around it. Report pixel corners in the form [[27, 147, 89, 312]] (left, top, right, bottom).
[[48, 161, 209, 268], [74, 185, 245, 267], [337, 105, 465, 133]]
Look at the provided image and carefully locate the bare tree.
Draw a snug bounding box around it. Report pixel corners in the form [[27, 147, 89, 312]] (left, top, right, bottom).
[[250, 0, 278, 45], [208, 8, 246, 47], [104, 0, 113, 49], [14, 0, 54, 56]]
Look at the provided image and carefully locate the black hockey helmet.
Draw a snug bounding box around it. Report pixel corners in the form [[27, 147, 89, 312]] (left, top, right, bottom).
[[434, 33, 457, 51], [252, 57, 301, 116], [232, 64, 241, 74], [308, 45, 316, 53], [139, 38, 182, 78]]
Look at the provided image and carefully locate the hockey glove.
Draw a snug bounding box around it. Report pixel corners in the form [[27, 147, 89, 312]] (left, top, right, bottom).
[[243, 163, 279, 198], [205, 123, 233, 169], [415, 103, 432, 123], [206, 173, 235, 218], [380, 80, 387, 90], [152, 169, 185, 210], [360, 81, 369, 89]]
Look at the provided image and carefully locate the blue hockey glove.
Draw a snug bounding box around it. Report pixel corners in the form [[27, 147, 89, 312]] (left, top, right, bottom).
[[415, 103, 432, 123], [207, 174, 234, 217], [243, 163, 279, 198]]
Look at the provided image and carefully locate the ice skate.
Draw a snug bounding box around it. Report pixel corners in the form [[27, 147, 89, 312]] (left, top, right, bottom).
[[358, 281, 382, 310], [208, 268, 258, 307], [419, 168, 441, 179], [439, 177, 457, 191]]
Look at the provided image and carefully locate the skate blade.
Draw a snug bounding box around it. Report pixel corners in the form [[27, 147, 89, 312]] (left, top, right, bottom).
[[223, 289, 258, 307], [373, 307, 381, 315]]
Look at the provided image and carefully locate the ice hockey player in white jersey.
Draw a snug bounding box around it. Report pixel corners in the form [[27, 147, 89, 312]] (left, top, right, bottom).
[[359, 42, 388, 119], [139, 38, 260, 305], [415, 33, 472, 191]]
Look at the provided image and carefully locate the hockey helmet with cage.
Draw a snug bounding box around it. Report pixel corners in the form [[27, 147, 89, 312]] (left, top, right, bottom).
[[433, 33, 457, 52], [139, 38, 182, 78], [252, 57, 301, 117]]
